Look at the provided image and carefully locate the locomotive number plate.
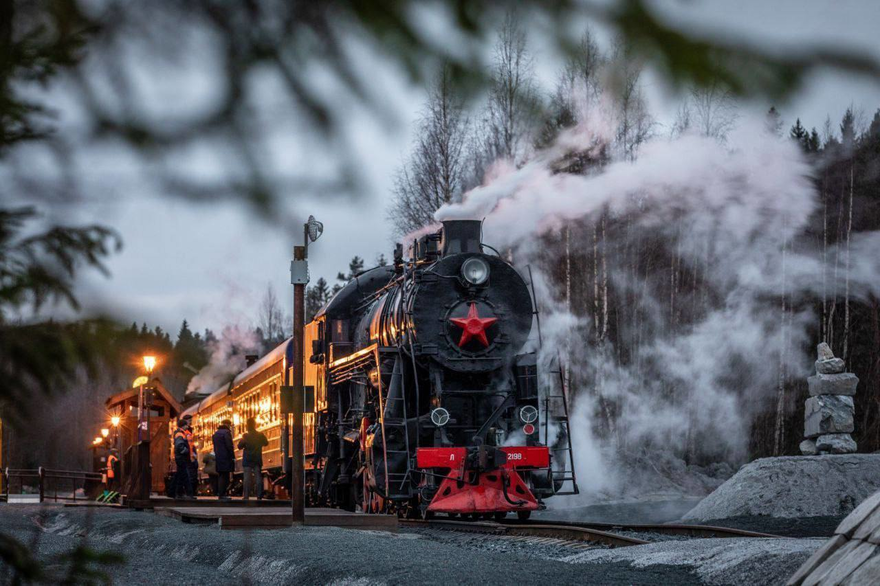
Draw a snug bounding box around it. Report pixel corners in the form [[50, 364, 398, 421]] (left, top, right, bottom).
[[416, 447, 550, 469]]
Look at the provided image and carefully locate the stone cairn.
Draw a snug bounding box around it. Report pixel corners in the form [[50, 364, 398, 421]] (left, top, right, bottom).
[[800, 342, 859, 455]]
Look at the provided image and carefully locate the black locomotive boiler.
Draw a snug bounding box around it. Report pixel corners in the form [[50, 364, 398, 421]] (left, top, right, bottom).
[[303, 219, 577, 517]]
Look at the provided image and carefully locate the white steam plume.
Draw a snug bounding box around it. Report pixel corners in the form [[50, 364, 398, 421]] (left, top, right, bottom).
[[185, 324, 260, 397], [434, 116, 880, 503]]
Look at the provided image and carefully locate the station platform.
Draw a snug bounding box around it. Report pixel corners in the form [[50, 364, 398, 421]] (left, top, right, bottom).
[[124, 495, 290, 509], [155, 505, 399, 532]]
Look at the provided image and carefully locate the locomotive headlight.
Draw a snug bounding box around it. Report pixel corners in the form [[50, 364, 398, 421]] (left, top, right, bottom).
[[461, 257, 490, 285], [430, 407, 450, 427], [519, 405, 538, 424]]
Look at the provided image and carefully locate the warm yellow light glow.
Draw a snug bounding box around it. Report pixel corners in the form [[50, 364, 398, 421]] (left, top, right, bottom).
[[233, 413, 240, 426], [143, 355, 157, 373], [132, 375, 149, 388], [93, 437, 102, 445], [111, 416, 121, 427], [101, 428, 109, 438]]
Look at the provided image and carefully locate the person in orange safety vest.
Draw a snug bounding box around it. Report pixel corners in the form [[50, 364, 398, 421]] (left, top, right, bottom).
[[106, 450, 119, 490]]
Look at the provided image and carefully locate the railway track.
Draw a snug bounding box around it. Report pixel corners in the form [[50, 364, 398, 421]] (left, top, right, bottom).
[[502, 519, 782, 540], [400, 517, 781, 548]]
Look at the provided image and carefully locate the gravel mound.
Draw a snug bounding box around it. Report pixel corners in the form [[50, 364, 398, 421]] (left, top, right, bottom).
[[682, 454, 880, 522]]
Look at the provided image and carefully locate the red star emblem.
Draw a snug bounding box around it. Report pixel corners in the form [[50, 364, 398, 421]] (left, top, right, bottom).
[[450, 303, 497, 348]]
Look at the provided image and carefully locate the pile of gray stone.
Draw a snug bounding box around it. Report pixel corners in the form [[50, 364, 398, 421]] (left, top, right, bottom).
[[800, 343, 858, 455]]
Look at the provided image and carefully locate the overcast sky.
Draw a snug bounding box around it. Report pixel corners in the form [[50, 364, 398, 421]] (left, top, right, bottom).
[[67, 0, 880, 339]]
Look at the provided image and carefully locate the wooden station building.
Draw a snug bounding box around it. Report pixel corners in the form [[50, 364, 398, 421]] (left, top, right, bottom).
[[105, 379, 182, 494]]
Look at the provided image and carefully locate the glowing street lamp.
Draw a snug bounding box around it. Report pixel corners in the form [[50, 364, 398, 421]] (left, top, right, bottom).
[[101, 428, 109, 438], [110, 413, 123, 483], [137, 354, 157, 449]]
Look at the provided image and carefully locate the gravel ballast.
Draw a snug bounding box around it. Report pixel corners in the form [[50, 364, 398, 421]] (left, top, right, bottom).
[[0, 505, 820, 585]]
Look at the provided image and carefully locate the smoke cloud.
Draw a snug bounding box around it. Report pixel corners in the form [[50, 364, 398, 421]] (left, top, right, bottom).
[[185, 324, 260, 397], [434, 116, 880, 503]]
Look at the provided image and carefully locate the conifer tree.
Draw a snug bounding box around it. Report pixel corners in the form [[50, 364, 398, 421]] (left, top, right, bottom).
[[790, 118, 808, 149], [177, 320, 194, 345], [840, 107, 857, 151], [807, 128, 821, 152], [306, 277, 332, 321]]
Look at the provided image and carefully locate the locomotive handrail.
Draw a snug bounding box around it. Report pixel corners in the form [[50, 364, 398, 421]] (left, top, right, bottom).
[[374, 346, 392, 499]]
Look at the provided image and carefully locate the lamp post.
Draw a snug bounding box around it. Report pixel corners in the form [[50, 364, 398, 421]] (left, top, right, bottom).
[[138, 356, 156, 442], [289, 215, 322, 524], [136, 355, 157, 500], [92, 437, 103, 475], [111, 414, 122, 486]]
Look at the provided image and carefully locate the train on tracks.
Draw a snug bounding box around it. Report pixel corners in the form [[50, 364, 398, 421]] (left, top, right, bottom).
[[175, 219, 578, 518]]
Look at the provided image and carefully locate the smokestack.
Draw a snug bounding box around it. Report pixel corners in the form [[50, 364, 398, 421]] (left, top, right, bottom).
[[245, 354, 259, 367], [441, 220, 482, 256]]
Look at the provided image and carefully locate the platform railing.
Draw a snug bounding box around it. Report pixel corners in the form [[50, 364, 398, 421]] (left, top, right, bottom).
[[41, 468, 105, 502], [2, 467, 42, 502], [2, 467, 104, 503]]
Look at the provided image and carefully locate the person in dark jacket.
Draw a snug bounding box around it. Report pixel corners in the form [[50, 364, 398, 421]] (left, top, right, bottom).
[[238, 417, 268, 500], [183, 414, 199, 497], [212, 419, 235, 501], [172, 419, 195, 500]]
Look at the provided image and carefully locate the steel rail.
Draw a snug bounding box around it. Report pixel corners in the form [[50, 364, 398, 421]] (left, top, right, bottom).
[[399, 518, 648, 548], [400, 516, 783, 548], [501, 519, 782, 539]]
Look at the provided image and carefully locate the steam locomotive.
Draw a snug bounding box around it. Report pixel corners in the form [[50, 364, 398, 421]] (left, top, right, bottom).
[[179, 220, 577, 518]]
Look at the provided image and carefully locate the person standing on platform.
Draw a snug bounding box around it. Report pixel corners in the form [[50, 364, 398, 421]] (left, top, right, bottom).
[[172, 419, 195, 500], [106, 450, 119, 491], [212, 419, 234, 501], [202, 451, 217, 496], [183, 414, 199, 498], [238, 417, 268, 501]]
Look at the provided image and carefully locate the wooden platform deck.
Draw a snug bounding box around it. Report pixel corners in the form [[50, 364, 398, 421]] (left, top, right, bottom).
[[155, 506, 399, 532], [125, 496, 290, 509]]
